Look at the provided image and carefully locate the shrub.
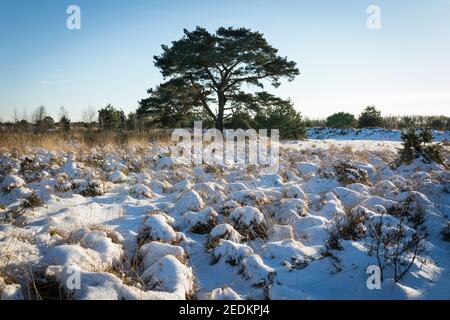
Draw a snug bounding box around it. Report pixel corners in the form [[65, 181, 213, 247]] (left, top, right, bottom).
[[325, 228, 343, 251], [23, 193, 44, 208], [358, 106, 383, 128], [395, 126, 446, 166], [334, 162, 370, 185], [326, 112, 356, 128], [367, 210, 428, 283], [254, 101, 306, 140], [98, 104, 126, 131]]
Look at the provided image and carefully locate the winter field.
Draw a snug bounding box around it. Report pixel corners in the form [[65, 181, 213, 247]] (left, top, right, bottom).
[[0, 129, 449, 300]]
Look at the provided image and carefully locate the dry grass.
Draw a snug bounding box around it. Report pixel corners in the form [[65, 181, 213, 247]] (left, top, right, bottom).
[[0, 129, 171, 153]]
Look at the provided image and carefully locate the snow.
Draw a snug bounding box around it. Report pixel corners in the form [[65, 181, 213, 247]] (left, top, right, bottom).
[[172, 190, 204, 215], [0, 133, 449, 300], [108, 171, 127, 183], [230, 206, 264, 226], [139, 242, 186, 270], [307, 127, 450, 142], [239, 254, 276, 286], [208, 223, 242, 245], [132, 183, 153, 198], [141, 214, 180, 243], [212, 240, 254, 265], [141, 255, 195, 299], [208, 287, 242, 300], [0, 175, 26, 191]]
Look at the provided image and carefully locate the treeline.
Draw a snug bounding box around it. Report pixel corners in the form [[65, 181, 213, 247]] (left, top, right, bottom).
[[304, 106, 450, 131], [1, 105, 449, 137]]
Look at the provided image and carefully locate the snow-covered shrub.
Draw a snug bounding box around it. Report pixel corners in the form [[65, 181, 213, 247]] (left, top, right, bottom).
[[262, 239, 317, 269], [81, 230, 123, 267], [139, 213, 180, 244], [231, 190, 267, 206], [173, 190, 204, 215], [73, 179, 108, 197], [219, 200, 240, 216], [132, 183, 153, 198], [141, 255, 195, 299], [318, 192, 346, 220], [108, 171, 127, 183], [211, 240, 253, 266], [334, 162, 370, 185], [139, 242, 186, 270], [55, 177, 72, 192], [206, 224, 242, 250], [46, 265, 179, 300], [173, 179, 192, 193], [0, 278, 23, 300], [277, 198, 308, 220], [296, 162, 319, 176], [229, 206, 267, 239], [0, 175, 26, 192], [150, 179, 172, 194], [282, 185, 307, 200], [367, 210, 428, 283], [204, 164, 224, 176], [238, 254, 276, 287], [332, 187, 367, 210], [268, 225, 294, 242], [22, 193, 44, 208], [334, 205, 369, 241], [179, 207, 218, 234], [208, 287, 242, 300], [44, 244, 104, 272]]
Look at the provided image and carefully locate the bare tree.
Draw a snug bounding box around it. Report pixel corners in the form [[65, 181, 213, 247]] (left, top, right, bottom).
[[13, 108, 19, 123], [82, 106, 97, 124], [59, 106, 68, 119], [32, 105, 47, 123], [22, 109, 29, 122]]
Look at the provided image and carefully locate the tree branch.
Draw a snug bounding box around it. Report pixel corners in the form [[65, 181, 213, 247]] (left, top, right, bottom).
[[188, 76, 217, 120]]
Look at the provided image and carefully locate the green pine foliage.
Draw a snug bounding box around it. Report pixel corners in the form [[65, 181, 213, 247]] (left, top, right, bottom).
[[396, 125, 446, 166]]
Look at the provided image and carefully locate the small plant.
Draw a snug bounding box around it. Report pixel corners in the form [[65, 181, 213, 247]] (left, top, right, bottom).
[[367, 209, 428, 283], [334, 162, 370, 185], [325, 207, 368, 251], [325, 228, 343, 251], [395, 126, 446, 166], [23, 193, 44, 208]]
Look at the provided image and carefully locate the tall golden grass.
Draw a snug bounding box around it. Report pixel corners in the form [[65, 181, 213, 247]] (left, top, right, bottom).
[[0, 129, 171, 152]]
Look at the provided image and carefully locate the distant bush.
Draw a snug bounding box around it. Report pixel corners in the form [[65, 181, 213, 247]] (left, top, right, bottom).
[[358, 106, 383, 128], [326, 112, 356, 128], [98, 104, 126, 131], [254, 103, 306, 140]]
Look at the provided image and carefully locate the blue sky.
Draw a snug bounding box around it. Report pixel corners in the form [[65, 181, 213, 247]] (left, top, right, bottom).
[[0, 0, 449, 121]]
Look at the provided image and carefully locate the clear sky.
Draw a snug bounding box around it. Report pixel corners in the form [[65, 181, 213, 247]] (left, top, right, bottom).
[[1, 0, 449, 121]]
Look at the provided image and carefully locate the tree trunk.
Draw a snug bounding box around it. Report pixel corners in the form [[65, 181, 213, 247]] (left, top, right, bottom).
[[216, 92, 226, 131]]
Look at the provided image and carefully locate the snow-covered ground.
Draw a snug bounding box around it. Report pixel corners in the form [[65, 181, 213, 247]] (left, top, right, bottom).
[[0, 136, 449, 300], [307, 128, 450, 142]]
